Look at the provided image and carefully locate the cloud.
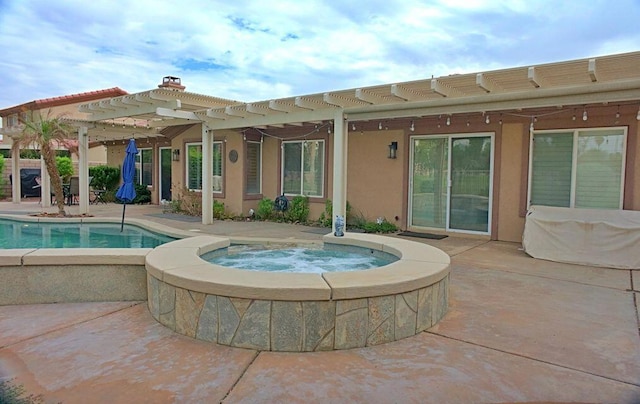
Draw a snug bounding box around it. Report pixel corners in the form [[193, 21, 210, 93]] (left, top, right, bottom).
[[0, 0, 638, 108]]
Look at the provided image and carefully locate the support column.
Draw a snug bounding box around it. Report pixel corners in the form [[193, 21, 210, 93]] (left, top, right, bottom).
[[201, 123, 213, 225], [78, 126, 89, 214], [11, 144, 20, 204], [41, 157, 51, 207], [331, 109, 348, 234]]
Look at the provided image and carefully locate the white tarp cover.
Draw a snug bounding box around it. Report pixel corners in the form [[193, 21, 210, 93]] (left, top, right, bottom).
[[522, 205, 640, 269]]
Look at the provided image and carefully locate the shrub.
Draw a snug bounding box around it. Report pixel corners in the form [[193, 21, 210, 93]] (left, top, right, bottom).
[[256, 197, 274, 220], [319, 199, 354, 227], [165, 187, 202, 216], [89, 165, 120, 191], [213, 200, 225, 219], [286, 195, 309, 223], [362, 218, 398, 233], [132, 184, 151, 204], [55, 156, 74, 182]]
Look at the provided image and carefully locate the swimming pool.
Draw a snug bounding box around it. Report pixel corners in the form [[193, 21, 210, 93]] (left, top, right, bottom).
[[0, 218, 176, 248]]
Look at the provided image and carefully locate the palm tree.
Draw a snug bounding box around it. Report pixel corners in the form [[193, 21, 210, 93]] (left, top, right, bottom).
[[14, 109, 75, 216]]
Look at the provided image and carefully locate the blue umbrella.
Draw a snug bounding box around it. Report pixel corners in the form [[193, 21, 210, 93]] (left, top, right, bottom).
[[116, 139, 138, 231]]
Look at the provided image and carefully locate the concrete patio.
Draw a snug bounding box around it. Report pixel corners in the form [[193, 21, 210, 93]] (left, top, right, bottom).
[[0, 200, 639, 403]]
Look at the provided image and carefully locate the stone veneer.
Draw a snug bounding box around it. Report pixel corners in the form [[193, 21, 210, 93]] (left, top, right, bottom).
[[147, 273, 448, 351], [146, 233, 450, 352]]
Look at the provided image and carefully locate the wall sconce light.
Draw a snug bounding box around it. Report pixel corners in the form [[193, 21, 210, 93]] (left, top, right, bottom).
[[172, 149, 180, 161], [388, 141, 398, 159]]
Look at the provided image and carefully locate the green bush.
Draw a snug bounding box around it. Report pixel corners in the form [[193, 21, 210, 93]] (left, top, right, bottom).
[[256, 197, 274, 220], [286, 195, 309, 223], [132, 184, 151, 204], [0, 378, 44, 404], [362, 219, 398, 233], [89, 165, 121, 191], [318, 199, 353, 227], [213, 200, 225, 219], [55, 156, 74, 182]]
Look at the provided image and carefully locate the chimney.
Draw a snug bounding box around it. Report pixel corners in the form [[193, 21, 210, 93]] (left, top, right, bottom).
[[158, 76, 186, 91]]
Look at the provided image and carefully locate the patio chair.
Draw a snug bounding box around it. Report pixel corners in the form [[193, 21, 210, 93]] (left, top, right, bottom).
[[68, 176, 80, 205]]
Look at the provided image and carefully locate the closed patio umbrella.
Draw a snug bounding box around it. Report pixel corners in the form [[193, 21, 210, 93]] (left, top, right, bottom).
[[116, 139, 138, 232]]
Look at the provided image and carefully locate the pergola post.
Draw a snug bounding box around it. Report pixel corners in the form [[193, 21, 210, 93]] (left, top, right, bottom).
[[11, 144, 20, 204], [201, 123, 213, 225], [78, 126, 89, 214], [331, 109, 348, 234]]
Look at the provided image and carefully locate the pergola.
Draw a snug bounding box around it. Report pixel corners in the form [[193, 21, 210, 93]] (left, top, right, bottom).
[[14, 52, 640, 231]]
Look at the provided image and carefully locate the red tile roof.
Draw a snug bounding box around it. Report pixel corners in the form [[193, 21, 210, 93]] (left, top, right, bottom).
[[0, 87, 128, 116]]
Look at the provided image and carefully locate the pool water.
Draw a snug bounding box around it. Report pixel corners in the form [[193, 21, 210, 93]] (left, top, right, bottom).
[[0, 219, 176, 248], [203, 245, 398, 273]]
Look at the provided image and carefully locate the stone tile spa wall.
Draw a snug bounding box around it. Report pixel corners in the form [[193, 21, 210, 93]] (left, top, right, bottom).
[[145, 234, 451, 352], [147, 273, 449, 351]]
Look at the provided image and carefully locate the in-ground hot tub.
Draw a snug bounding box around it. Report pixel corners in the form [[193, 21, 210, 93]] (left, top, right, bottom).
[[145, 233, 450, 352]]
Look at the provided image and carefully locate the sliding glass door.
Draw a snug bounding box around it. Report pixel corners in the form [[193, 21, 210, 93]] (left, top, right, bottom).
[[409, 134, 493, 234]]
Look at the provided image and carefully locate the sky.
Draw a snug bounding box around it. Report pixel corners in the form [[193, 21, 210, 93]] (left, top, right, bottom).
[[0, 0, 639, 108]]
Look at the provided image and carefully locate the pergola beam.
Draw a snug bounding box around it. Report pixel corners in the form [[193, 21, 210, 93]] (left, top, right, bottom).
[[588, 58, 598, 82], [391, 84, 422, 101], [476, 73, 501, 93], [84, 99, 181, 121], [528, 66, 547, 88]]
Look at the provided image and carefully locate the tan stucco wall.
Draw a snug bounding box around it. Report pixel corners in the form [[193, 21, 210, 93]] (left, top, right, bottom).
[[223, 130, 244, 216], [497, 123, 526, 242], [347, 129, 405, 225]]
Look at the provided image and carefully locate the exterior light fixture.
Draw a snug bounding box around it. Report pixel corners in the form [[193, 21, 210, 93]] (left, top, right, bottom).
[[446, 116, 451, 126], [351, 123, 356, 131], [485, 114, 490, 124], [172, 149, 180, 161], [409, 121, 415, 132], [637, 106, 640, 120], [583, 108, 588, 121], [379, 122, 383, 130], [388, 141, 398, 159]]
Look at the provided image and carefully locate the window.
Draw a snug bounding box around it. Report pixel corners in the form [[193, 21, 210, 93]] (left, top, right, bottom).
[[136, 148, 153, 186], [246, 141, 261, 194], [7, 114, 18, 127], [186, 142, 223, 192], [529, 128, 626, 209], [282, 140, 324, 197]]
